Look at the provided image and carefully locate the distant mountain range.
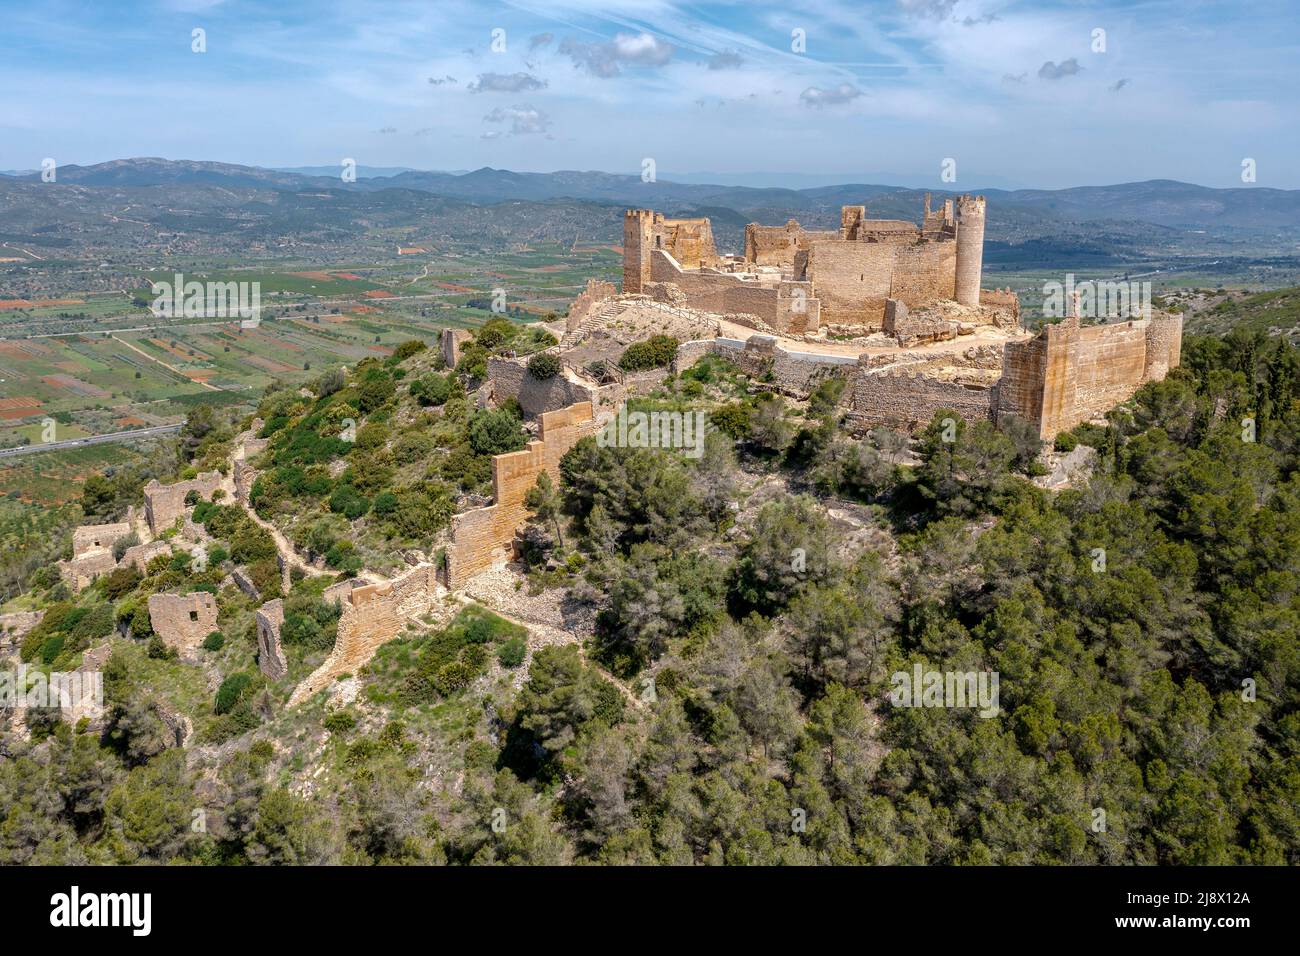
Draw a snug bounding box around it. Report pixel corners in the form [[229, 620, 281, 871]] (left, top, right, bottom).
[[4, 158, 1297, 232]]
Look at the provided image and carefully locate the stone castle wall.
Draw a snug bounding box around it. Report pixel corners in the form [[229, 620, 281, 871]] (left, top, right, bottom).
[[624, 210, 721, 294], [288, 564, 442, 706], [806, 238, 957, 328], [447, 402, 597, 587], [627, 198, 983, 329], [566, 278, 618, 333], [851, 367, 997, 432], [998, 314, 1183, 438], [744, 221, 839, 268], [649, 251, 821, 334]]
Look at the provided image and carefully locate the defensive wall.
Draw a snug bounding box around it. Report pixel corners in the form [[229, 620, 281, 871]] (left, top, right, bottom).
[[446, 401, 597, 588], [287, 564, 443, 706]]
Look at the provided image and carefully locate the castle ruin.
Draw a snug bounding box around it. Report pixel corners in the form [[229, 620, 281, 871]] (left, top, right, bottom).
[[609, 199, 1182, 440], [623, 195, 991, 334]]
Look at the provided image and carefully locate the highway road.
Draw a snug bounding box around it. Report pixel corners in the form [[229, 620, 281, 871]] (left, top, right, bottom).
[[0, 423, 182, 458]]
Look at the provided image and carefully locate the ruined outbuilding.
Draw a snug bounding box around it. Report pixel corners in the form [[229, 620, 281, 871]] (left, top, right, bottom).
[[147, 592, 218, 656]]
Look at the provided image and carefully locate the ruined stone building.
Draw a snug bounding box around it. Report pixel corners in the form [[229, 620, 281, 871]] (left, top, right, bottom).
[[623, 195, 989, 333], [143, 471, 223, 534], [147, 592, 218, 656]]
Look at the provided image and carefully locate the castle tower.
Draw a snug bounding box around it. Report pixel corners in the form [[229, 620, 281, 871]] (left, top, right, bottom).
[[954, 195, 986, 306], [840, 205, 866, 240], [623, 209, 656, 294]]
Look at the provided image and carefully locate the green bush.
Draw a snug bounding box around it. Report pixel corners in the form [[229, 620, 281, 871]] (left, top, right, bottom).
[[527, 352, 562, 380], [215, 672, 254, 714], [202, 631, 225, 652], [468, 408, 527, 456], [324, 709, 356, 734], [619, 335, 679, 372], [147, 635, 177, 660], [409, 373, 452, 406], [498, 636, 527, 668], [329, 484, 371, 520], [388, 339, 427, 363]]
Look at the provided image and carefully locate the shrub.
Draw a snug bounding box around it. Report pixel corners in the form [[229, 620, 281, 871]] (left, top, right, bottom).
[[147, 635, 177, 660], [215, 672, 254, 714], [100, 565, 142, 601], [389, 339, 427, 363], [619, 335, 679, 372], [202, 631, 225, 652], [410, 373, 453, 407], [527, 352, 562, 380], [468, 408, 527, 456], [497, 636, 527, 668], [329, 484, 371, 520], [324, 709, 356, 734], [432, 660, 474, 695]]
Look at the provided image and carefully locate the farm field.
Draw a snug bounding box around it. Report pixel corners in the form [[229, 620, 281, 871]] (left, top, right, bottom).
[[0, 246, 618, 446]]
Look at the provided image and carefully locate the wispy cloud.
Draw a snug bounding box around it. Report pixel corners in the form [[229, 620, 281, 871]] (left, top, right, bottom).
[[483, 105, 552, 136], [468, 72, 548, 93], [800, 83, 863, 108]]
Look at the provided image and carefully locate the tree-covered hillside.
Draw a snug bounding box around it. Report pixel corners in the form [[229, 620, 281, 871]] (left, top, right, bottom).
[[1, 323, 1296, 865]]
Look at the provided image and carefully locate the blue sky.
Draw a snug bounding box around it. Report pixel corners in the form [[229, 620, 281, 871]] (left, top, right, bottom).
[[1, 0, 1296, 188]]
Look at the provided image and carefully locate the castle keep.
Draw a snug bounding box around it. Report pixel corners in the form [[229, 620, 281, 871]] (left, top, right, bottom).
[[623, 195, 989, 333]]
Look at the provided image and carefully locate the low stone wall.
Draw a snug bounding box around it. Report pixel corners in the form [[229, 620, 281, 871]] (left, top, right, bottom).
[[565, 278, 618, 332], [447, 402, 597, 587], [850, 367, 997, 432], [288, 564, 443, 706], [233, 459, 259, 504], [122, 540, 170, 572], [670, 339, 716, 375], [0, 611, 43, 658], [680, 335, 856, 399]]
